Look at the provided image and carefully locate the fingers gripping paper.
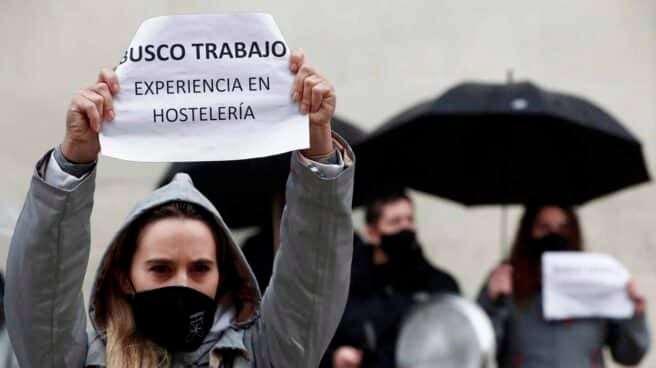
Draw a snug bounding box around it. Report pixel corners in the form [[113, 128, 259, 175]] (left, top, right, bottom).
[[542, 252, 634, 320], [100, 14, 309, 162]]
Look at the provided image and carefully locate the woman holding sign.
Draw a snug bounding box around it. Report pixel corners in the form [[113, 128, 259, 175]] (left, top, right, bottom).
[[477, 205, 650, 367], [5, 49, 354, 368]]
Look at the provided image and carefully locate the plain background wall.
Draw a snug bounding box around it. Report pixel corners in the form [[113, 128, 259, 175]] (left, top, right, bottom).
[[1, 1, 654, 366]]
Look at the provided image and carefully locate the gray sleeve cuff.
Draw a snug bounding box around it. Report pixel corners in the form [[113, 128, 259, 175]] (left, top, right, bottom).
[[315, 150, 341, 165], [53, 147, 96, 178]]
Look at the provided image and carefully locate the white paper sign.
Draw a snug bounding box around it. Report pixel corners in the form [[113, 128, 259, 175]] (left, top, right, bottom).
[[100, 13, 309, 162], [542, 252, 633, 320]]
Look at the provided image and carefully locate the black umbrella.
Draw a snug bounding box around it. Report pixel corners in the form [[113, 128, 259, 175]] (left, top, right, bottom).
[[358, 81, 650, 206], [158, 116, 368, 228]]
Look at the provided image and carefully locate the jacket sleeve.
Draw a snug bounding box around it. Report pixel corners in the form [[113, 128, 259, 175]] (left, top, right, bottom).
[[606, 313, 650, 365], [253, 136, 355, 368], [476, 280, 511, 353], [0, 327, 19, 368], [5, 151, 95, 368]]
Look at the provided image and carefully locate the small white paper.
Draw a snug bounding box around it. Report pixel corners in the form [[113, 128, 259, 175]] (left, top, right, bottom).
[[100, 13, 308, 162], [542, 252, 633, 320]]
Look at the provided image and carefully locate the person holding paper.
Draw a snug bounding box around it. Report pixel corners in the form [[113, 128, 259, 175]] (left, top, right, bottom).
[[477, 205, 649, 367], [5, 49, 355, 368]]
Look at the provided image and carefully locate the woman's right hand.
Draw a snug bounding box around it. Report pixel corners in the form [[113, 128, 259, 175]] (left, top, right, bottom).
[[61, 68, 119, 163], [487, 264, 513, 300]]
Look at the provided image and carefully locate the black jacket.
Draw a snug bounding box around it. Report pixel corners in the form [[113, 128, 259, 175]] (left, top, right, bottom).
[[322, 235, 460, 368]]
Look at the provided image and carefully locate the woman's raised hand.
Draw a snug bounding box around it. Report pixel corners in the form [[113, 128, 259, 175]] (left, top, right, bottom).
[[61, 68, 119, 163], [487, 264, 513, 300], [289, 49, 336, 159], [627, 279, 647, 315]]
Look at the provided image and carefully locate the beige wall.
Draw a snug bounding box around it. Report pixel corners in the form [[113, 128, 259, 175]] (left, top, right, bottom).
[[1, 1, 654, 366]]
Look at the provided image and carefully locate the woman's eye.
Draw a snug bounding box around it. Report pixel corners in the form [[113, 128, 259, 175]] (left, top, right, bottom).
[[150, 265, 171, 274], [192, 264, 211, 273]]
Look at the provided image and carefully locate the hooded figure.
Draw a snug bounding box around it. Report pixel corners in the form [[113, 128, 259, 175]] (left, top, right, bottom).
[[6, 108, 354, 368], [6, 133, 354, 367], [6, 49, 351, 368]]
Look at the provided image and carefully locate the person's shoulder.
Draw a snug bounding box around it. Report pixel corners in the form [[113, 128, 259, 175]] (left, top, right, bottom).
[[422, 260, 461, 294]]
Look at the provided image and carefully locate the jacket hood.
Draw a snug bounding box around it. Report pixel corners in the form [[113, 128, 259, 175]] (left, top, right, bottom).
[[88, 173, 261, 337]]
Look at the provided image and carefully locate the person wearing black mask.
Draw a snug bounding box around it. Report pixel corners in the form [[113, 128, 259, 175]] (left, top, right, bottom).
[[324, 192, 460, 368], [5, 50, 356, 368], [477, 204, 649, 368]]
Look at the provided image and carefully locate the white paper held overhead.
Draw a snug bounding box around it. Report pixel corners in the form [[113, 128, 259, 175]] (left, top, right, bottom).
[[100, 13, 309, 162]]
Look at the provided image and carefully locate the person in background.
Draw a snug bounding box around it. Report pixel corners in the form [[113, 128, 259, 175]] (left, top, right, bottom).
[[240, 225, 276, 292], [240, 193, 285, 293], [478, 204, 650, 367], [324, 191, 461, 368]]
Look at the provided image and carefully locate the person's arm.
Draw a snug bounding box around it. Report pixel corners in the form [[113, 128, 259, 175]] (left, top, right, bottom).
[[606, 315, 650, 365], [5, 70, 117, 368], [606, 280, 650, 365], [6, 150, 96, 367], [476, 265, 513, 353], [423, 261, 461, 295], [252, 50, 355, 368]]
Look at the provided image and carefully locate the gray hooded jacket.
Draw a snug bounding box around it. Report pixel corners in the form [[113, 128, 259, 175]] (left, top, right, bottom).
[[477, 282, 650, 368], [0, 326, 18, 368], [5, 136, 355, 368]]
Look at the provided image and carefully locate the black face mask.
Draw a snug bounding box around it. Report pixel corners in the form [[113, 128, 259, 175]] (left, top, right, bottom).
[[379, 230, 422, 264], [527, 233, 570, 260], [132, 286, 216, 352]]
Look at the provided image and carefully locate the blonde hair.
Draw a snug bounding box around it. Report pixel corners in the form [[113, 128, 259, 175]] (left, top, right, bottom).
[[104, 280, 170, 367]]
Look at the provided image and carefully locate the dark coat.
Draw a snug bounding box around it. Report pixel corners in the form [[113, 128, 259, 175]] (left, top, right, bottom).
[[322, 235, 460, 368], [241, 227, 275, 292]]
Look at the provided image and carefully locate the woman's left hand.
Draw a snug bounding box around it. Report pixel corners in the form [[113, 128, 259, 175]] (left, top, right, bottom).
[[290, 49, 336, 159], [627, 279, 647, 315]]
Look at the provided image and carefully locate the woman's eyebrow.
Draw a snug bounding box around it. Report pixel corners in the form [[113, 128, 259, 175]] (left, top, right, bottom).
[[191, 258, 216, 265], [144, 258, 174, 265]]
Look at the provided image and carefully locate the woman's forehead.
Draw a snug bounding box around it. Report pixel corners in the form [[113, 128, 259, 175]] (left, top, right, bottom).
[[535, 206, 570, 225], [135, 218, 217, 259]]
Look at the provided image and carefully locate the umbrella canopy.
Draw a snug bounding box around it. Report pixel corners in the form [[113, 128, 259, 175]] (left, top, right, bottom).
[[157, 116, 368, 228], [358, 81, 650, 205]]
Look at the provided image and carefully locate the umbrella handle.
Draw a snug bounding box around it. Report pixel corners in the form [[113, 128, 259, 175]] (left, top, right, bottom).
[[500, 206, 509, 257]]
